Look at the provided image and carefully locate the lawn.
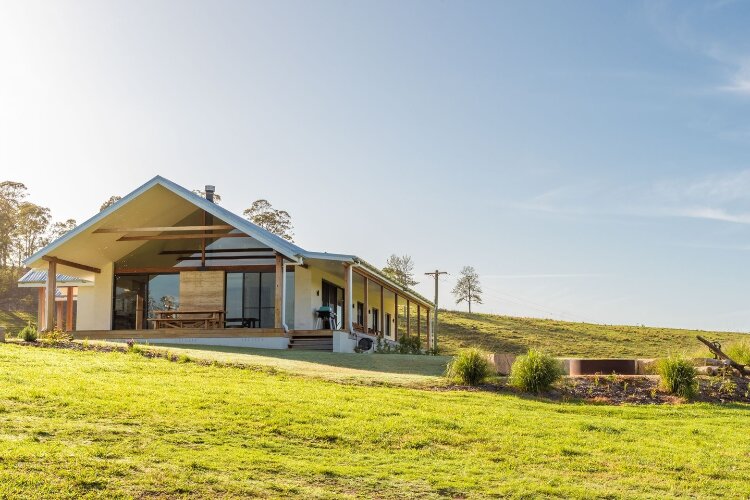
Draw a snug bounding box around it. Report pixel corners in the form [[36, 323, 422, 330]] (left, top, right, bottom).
[[438, 310, 750, 358], [151, 343, 451, 386], [1, 343, 749, 498], [0, 310, 34, 331]]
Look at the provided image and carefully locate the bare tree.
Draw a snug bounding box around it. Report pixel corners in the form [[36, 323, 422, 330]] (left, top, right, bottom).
[[99, 196, 122, 212], [382, 254, 418, 287], [452, 266, 483, 313], [243, 199, 294, 241]]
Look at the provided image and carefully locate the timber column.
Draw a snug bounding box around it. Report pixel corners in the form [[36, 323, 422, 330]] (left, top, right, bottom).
[[274, 254, 283, 329], [45, 260, 57, 331]]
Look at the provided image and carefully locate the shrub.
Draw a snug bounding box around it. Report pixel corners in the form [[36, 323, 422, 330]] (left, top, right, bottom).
[[126, 340, 145, 355], [19, 324, 38, 342], [396, 334, 422, 354], [446, 348, 491, 386], [657, 356, 698, 399], [725, 341, 750, 365], [509, 349, 562, 393], [177, 354, 191, 364], [40, 327, 73, 345]]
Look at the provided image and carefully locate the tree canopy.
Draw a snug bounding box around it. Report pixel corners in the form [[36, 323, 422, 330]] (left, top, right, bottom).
[[243, 199, 294, 241], [452, 266, 483, 313], [382, 254, 418, 287], [99, 196, 122, 212]]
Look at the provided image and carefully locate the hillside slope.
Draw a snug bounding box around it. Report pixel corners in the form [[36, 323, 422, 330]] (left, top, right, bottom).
[[437, 310, 750, 357], [1, 344, 749, 498]]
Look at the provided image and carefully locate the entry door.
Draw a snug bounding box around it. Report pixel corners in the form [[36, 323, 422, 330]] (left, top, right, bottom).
[[321, 281, 344, 329]]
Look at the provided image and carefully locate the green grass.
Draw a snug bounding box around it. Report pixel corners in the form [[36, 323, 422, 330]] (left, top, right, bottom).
[[1, 343, 750, 498], [150, 343, 451, 386], [0, 310, 34, 331], [438, 310, 750, 358]]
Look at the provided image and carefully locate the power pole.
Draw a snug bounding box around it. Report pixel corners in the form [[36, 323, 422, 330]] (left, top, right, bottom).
[[424, 269, 448, 352]]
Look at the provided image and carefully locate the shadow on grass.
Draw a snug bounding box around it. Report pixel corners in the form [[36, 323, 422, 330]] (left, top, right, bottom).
[[153, 343, 452, 377]]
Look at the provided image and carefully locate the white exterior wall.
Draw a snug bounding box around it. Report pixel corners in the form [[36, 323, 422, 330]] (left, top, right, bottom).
[[332, 331, 357, 353], [293, 266, 314, 330], [295, 264, 348, 330], [108, 337, 290, 349], [76, 262, 114, 330]]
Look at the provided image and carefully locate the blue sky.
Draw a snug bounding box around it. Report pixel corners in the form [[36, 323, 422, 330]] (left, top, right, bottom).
[[2, 1, 750, 331]]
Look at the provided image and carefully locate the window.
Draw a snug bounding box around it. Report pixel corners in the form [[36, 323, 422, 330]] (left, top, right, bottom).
[[356, 302, 364, 326], [371, 307, 379, 332], [385, 313, 392, 337]]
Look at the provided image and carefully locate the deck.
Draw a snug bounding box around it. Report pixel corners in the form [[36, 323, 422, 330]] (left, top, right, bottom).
[[73, 328, 288, 340]]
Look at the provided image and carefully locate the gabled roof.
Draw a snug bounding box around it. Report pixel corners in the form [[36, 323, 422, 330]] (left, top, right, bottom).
[[23, 175, 434, 308], [23, 175, 306, 267]]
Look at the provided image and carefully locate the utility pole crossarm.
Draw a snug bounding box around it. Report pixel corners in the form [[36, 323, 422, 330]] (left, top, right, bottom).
[[424, 269, 448, 352]]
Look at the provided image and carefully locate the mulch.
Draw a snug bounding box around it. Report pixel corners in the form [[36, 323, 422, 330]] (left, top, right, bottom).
[[435, 374, 750, 405]]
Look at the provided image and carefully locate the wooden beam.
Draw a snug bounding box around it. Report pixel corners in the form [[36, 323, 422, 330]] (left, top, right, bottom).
[[380, 284, 384, 336], [426, 308, 431, 350], [160, 248, 274, 255], [37, 287, 45, 330], [351, 267, 431, 309], [200, 211, 207, 267], [363, 277, 369, 334], [274, 254, 283, 329], [417, 303, 421, 344], [42, 256, 101, 274], [94, 225, 234, 233], [135, 294, 144, 330], [176, 255, 276, 262], [394, 294, 398, 341], [344, 264, 352, 332], [115, 265, 279, 274], [73, 328, 286, 340], [56, 301, 64, 330], [117, 233, 246, 241], [66, 287, 74, 332], [45, 259, 56, 331], [406, 299, 411, 337]]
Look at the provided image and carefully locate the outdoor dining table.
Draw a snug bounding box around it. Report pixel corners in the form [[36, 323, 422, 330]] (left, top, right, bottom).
[[148, 309, 226, 329]]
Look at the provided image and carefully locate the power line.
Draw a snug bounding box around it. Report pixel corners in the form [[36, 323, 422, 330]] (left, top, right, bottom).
[[424, 269, 448, 351]]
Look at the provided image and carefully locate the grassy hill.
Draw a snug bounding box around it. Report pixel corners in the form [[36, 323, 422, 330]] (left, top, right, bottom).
[[437, 310, 750, 358], [0, 310, 33, 331], [1, 343, 749, 498]]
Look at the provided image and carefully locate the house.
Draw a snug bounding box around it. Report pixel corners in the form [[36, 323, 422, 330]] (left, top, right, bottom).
[[20, 176, 434, 352]]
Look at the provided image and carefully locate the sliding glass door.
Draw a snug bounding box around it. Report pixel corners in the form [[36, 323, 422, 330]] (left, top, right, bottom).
[[225, 272, 286, 328], [112, 273, 179, 330]]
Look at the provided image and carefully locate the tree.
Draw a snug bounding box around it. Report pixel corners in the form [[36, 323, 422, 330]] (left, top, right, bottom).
[[243, 199, 294, 241], [99, 196, 122, 212], [0, 181, 28, 267], [382, 254, 418, 287], [192, 189, 221, 204], [13, 202, 50, 265], [48, 218, 77, 241], [452, 266, 483, 313]]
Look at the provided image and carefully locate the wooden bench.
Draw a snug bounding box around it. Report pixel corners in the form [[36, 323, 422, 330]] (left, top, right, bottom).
[[148, 309, 226, 329]]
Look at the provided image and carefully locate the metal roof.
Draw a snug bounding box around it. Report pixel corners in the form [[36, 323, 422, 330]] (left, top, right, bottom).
[[21, 175, 434, 307], [17, 269, 92, 286]]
